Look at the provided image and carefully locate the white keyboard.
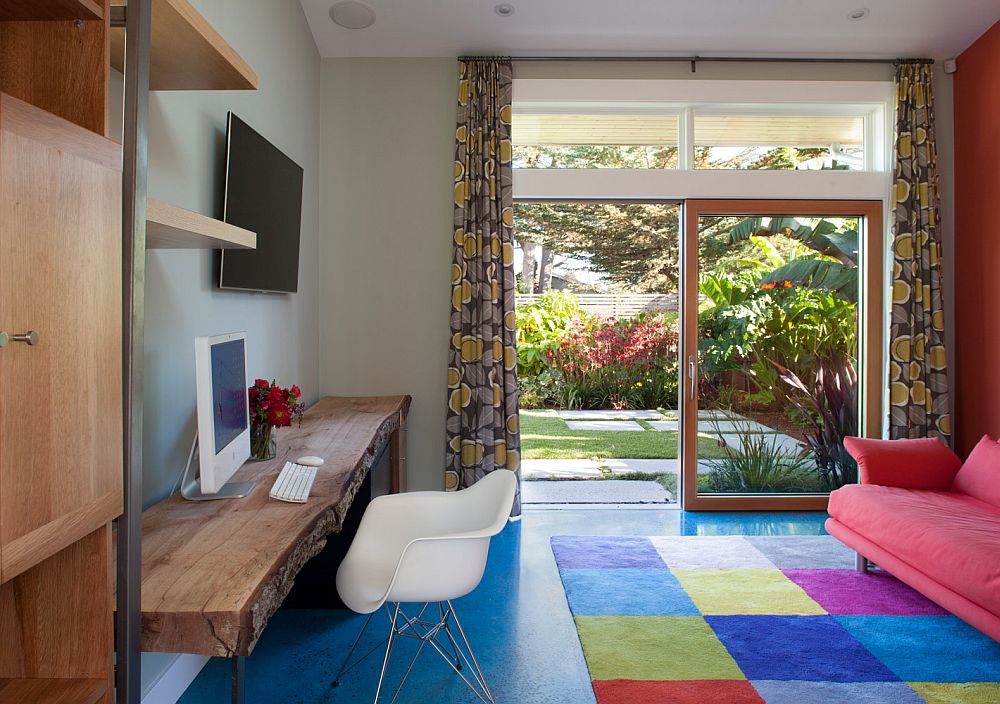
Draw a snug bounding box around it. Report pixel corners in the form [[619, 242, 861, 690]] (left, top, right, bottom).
[[270, 462, 318, 503]]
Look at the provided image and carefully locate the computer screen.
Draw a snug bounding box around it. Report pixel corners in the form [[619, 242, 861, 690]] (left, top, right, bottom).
[[210, 338, 248, 454], [194, 332, 252, 496]]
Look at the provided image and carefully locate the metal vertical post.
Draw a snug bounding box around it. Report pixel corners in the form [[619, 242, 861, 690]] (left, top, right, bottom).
[[232, 656, 246, 704], [116, 0, 151, 702]]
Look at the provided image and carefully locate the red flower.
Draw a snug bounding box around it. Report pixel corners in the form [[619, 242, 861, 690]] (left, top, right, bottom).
[[267, 385, 288, 405], [248, 380, 305, 429], [267, 406, 291, 427]]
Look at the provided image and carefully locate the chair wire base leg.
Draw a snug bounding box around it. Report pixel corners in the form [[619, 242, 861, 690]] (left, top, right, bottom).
[[439, 601, 462, 671], [331, 611, 376, 688], [346, 601, 495, 704], [373, 604, 401, 704]]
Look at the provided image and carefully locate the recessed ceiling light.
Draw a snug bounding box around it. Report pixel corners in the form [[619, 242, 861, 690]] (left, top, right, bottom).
[[495, 3, 515, 17], [329, 1, 376, 29], [848, 8, 869, 20]]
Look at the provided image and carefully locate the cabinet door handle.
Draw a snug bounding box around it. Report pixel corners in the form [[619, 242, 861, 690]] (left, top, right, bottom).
[[0, 330, 39, 347]]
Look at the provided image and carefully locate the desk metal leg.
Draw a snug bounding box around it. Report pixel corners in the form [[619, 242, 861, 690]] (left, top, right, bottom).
[[232, 655, 245, 704]]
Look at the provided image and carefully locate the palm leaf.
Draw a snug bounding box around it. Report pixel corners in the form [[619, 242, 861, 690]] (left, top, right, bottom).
[[727, 217, 858, 266], [759, 260, 858, 303]]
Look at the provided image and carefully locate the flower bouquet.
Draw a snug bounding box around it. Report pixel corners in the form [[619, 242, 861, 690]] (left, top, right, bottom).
[[248, 379, 305, 461]]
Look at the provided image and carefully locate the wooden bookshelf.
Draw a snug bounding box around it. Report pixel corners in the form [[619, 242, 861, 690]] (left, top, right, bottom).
[[146, 198, 255, 250], [0, 0, 103, 21], [109, 0, 257, 91], [0, 677, 107, 704]]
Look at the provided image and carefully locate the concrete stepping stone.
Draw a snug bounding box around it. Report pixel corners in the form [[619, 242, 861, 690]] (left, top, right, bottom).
[[647, 420, 679, 431], [522, 479, 672, 504], [698, 419, 772, 433], [699, 409, 746, 418], [647, 419, 772, 433], [558, 409, 665, 420], [603, 458, 719, 475], [564, 420, 645, 432], [715, 432, 806, 456], [603, 458, 679, 475], [521, 458, 603, 479]]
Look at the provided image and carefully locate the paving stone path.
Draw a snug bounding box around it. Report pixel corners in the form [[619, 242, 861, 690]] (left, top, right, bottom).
[[522, 479, 672, 504]]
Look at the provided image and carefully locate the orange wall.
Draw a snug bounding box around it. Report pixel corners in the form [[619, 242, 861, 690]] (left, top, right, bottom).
[[954, 19, 1000, 456]]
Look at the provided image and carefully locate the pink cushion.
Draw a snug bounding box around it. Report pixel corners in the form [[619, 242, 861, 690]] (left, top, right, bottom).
[[953, 435, 1000, 508], [843, 436, 961, 489], [828, 484, 1000, 617]]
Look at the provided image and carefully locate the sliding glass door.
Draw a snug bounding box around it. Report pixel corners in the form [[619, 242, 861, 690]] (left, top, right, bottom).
[[680, 201, 883, 510]]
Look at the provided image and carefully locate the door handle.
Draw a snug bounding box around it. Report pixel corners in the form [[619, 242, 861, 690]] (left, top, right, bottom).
[[688, 355, 697, 401], [0, 330, 39, 347]]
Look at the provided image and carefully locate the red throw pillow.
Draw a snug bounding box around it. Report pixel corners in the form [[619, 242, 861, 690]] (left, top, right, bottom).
[[843, 436, 961, 490], [952, 435, 1000, 508]]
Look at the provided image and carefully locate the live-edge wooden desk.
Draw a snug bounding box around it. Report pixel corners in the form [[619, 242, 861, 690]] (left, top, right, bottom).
[[139, 396, 410, 703]]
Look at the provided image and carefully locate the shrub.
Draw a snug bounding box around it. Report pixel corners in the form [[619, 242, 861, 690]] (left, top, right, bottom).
[[701, 418, 822, 493], [698, 271, 857, 407], [774, 355, 859, 490], [515, 290, 588, 378], [547, 313, 680, 409]]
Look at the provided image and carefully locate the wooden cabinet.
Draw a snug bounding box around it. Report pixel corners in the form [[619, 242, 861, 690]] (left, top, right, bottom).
[[0, 2, 120, 701], [0, 94, 123, 582]]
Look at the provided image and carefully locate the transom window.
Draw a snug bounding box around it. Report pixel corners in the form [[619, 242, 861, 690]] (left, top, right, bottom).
[[512, 81, 888, 173]]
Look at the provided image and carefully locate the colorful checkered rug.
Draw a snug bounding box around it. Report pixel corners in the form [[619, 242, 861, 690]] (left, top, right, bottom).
[[551, 535, 1000, 703]]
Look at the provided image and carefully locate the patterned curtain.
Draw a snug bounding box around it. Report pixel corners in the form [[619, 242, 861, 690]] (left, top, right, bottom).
[[888, 63, 951, 442], [445, 59, 521, 515]]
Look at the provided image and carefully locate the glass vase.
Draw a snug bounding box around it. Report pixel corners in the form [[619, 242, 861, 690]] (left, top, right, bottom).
[[250, 422, 276, 461]]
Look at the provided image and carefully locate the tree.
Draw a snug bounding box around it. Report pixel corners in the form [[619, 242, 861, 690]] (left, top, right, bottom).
[[537, 247, 554, 293], [511, 144, 840, 293], [521, 240, 537, 293]]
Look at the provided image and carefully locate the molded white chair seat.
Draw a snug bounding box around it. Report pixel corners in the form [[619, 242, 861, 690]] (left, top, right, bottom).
[[334, 470, 517, 703]]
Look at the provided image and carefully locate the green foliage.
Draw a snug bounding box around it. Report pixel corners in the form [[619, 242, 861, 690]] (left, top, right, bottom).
[[701, 418, 823, 493], [728, 217, 859, 265], [774, 355, 859, 490], [697, 271, 857, 407], [548, 313, 680, 410], [726, 216, 860, 302], [761, 259, 859, 303], [515, 291, 587, 378]]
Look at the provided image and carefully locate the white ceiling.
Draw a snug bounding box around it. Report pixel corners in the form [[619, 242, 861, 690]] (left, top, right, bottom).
[[299, 0, 1000, 60]]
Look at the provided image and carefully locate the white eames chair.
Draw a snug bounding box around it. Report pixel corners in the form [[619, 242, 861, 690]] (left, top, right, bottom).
[[333, 469, 517, 703]]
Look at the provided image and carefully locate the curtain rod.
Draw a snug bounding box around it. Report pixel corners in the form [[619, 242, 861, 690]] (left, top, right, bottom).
[[458, 55, 933, 67]]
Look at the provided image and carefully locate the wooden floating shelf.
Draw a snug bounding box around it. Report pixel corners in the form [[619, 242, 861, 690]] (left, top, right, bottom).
[[0, 677, 107, 704], [110, 0, 257, 91], [0, 0, 103, 21], [146, 198, 255, 250]]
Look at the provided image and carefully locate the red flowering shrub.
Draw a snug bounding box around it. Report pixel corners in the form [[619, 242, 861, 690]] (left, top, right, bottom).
[[545, 313, 679, 409]]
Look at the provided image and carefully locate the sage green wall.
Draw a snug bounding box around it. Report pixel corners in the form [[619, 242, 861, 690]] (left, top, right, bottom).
[[108, 1, 321, 698], [319, 59, 457, 490]]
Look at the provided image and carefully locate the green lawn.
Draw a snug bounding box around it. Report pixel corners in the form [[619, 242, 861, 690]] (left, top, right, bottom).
[[520, 409, 729, 460]]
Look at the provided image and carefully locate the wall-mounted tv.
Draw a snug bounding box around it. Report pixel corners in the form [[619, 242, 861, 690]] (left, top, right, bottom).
[[219, 112, 304, 293]]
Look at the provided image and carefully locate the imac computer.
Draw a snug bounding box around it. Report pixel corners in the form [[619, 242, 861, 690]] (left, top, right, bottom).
[[180, 332, 256, 500]]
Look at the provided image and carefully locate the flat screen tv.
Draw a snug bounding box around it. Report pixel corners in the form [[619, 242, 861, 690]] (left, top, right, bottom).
[[219, 112, 304, 293]]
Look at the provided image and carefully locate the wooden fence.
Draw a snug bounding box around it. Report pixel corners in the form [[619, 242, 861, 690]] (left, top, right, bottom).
[[515, 293, 678, 318]]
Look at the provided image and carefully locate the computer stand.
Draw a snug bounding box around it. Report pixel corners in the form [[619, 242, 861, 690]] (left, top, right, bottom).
[[179, 434, 257, 501]]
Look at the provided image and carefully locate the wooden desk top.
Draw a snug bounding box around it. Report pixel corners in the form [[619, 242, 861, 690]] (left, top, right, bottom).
[[140, 395, 410, 657]]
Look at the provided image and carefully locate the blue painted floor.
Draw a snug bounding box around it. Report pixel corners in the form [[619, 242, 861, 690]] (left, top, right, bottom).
[[178, 509, 828, 703]]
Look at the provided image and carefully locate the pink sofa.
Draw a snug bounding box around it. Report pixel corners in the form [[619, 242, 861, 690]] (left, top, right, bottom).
[[826, 435, 1000, 642]]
